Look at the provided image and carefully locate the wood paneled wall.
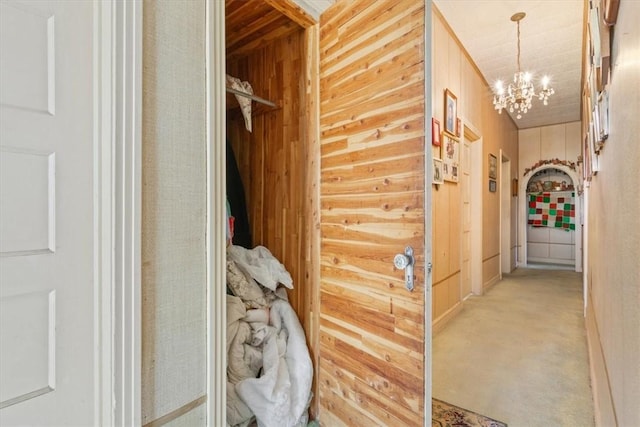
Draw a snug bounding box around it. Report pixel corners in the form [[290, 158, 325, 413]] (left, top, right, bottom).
[[226, 2, 309, 324], [431, 5, 518, 323], [319, 1, 426, 425]]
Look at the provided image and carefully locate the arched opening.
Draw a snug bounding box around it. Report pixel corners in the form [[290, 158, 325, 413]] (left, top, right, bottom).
[[518, 164, 582, 272]]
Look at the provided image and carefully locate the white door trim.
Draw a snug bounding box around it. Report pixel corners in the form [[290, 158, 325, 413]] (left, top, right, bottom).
[[95, 1, 142, 425], [206, 1, 227, 426], [499, 150, 511, 276], [423, 1, 433, 425]]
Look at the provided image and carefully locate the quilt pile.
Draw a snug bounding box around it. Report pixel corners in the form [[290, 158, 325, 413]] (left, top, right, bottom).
[[528, 192, 576, 230]]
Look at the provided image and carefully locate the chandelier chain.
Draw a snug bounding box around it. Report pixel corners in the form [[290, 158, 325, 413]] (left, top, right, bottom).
[[516, 20, 521, 73]]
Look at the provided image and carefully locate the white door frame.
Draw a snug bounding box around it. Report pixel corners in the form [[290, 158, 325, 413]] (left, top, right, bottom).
[[423, 1, 433, 424], [206, 1, 227, 426], [499, 150, 511, 277], [96, 1, 142, 425]]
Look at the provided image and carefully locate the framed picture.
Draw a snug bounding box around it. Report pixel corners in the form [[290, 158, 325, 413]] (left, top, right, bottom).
[[489, 180, 497, 193], [603, 0, 620, 25], [598, 87, 609, 140], [512, 178, 518, 197], [583, 134, 592, 181], [589, 121, 600, 174], [442, 134, 459, 183], [456, 118, 461, 137], [432, 118, 441, 146], [488, 154, 497, 179], [444, 89, 457, 136], [433, 158, 444, 185]]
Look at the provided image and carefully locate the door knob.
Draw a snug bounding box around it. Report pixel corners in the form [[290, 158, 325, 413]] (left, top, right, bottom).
[[394, 246, 415, 291]]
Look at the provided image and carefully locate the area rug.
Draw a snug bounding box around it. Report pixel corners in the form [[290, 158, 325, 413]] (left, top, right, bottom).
[[432, 398, 507, 427]]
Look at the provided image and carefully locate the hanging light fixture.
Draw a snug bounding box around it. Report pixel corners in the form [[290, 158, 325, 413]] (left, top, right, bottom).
[[493, 12, 554, 119]]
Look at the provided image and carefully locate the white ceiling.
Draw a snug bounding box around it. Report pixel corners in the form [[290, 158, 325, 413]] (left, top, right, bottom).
[[306, 0, 585, 129], [432, 0, 584, 129]]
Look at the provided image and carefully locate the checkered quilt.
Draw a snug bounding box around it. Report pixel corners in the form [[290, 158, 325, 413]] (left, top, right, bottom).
[[528, 192, 576, 230]]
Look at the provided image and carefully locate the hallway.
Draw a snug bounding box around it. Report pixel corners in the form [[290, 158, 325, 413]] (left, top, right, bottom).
[[433, 268, 594, 426]]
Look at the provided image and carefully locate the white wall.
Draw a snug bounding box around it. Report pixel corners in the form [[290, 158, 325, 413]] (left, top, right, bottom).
[[141, 1, 207, 425], [585, 2, 640, 425]]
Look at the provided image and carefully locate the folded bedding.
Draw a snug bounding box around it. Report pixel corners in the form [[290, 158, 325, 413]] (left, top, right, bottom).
[[226, 246, 312, 427]]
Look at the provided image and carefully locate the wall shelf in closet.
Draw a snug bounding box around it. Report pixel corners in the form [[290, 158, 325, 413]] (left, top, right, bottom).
[[226, 86, 277, 107]]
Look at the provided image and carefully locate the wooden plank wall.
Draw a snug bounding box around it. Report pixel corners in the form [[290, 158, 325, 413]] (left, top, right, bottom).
[[225, 1, 309, 324], [319, 1, 426, 425]]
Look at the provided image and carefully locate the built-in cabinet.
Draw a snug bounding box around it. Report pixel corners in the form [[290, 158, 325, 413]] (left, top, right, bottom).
[[525, 169, 576, 266], [527, 223, 576, 265]]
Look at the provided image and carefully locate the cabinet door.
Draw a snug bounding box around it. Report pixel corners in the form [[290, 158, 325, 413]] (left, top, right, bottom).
[[318, 1, 429, 425]]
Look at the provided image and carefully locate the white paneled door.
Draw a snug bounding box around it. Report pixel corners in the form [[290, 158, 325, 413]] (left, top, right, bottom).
[[0, 1, 97, 424]]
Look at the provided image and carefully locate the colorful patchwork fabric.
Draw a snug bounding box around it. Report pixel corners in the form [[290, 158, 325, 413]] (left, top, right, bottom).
[[528, 192, 576, 230]]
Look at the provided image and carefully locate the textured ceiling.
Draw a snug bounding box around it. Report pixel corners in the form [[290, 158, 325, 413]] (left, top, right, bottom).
[[433, 0, 585, 129]]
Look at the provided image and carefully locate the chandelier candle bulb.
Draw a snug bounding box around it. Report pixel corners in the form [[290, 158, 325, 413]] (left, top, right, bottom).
[[492, 12, 554, 119]]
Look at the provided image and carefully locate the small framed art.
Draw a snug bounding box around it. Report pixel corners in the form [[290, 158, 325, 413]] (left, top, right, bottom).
[[444, 89, 457, 136], [489, 180, 497, 193], [442, 134, 459, 183], [433, 158, 444, 185], [432, 118, 441, 146], [488, 154, 497, 179]]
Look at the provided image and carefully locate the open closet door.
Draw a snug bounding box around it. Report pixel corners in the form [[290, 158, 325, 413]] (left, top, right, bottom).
[[318, 0, 429, 425]]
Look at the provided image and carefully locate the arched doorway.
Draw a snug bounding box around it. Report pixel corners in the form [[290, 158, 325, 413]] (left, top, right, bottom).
[[518, 164, 582, 272]]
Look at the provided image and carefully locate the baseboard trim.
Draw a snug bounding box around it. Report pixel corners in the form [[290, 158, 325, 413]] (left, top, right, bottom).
[[527, 256, 575, 266], [483, 274, 500, 292], [143, 395, 207, 427], [585, 295, 617, 427], [433, 301, 463, 335]]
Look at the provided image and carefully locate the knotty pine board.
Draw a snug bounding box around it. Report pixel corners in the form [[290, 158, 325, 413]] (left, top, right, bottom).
[[319, 0, 426, 425], [226, 7, 309, 326]]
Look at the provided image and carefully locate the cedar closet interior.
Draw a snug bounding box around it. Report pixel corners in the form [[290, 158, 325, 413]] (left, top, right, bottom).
[[224, 1, 318, 425]]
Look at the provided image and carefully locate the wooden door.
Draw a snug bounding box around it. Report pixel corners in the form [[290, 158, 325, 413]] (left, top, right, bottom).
[[318, 1, 427, 425], [0, 1, 98, 424]]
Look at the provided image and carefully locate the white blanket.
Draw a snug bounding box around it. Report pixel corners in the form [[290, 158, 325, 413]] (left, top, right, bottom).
[[236, 299, 312, 427], [228, 245, 293, 291]]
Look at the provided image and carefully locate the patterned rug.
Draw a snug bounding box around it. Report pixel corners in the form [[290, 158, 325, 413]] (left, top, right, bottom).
[[432, 398, 507, 427]]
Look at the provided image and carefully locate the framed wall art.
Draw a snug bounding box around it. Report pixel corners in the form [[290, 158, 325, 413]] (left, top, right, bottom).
[[444, 89, 457, 136], [488, 154, 497, 179], [433, 158, 444, 185], [489, 180, 497, 193], [432, 118, 441, 146], [442, 134, 459, 183]]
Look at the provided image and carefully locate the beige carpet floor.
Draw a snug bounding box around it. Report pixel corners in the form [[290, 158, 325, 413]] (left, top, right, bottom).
[[432, 268, 595, 427]]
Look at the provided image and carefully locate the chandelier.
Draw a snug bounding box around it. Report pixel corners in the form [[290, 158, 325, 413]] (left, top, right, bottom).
[[493, 12, 554, 119]]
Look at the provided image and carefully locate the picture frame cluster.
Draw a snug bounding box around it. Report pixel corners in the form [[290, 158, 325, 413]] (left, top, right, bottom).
[[582, 0, 618, 181], [432, 88, 460, 185]]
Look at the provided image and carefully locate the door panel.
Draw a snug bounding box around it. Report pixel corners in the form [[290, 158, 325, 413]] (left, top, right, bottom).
[[0, 1, 96, 424], [319, 0, 426, 425]]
